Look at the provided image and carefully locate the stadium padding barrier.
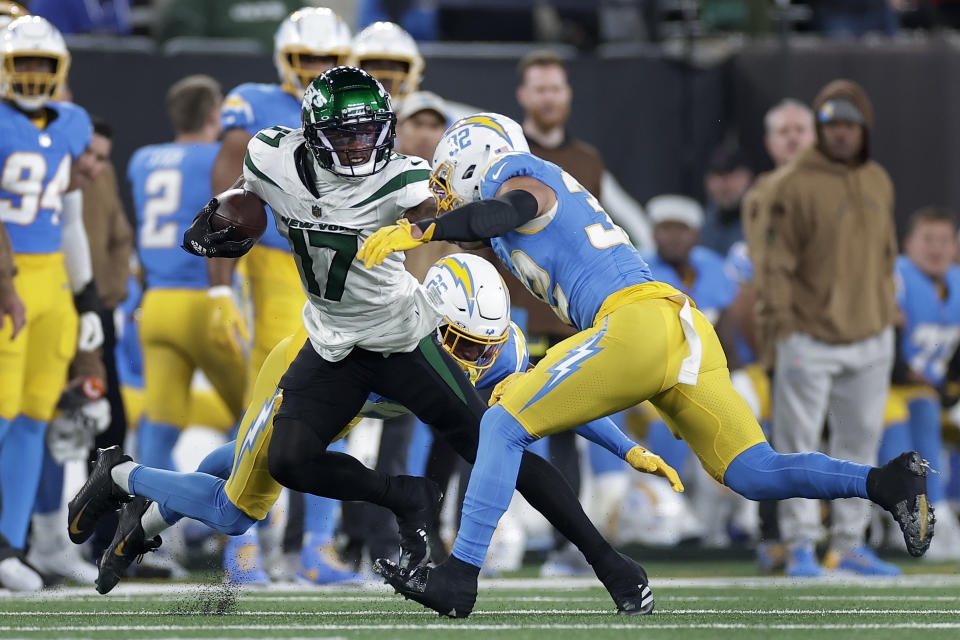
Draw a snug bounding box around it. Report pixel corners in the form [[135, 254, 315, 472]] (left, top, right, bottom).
[[70, 39, 957, 233]]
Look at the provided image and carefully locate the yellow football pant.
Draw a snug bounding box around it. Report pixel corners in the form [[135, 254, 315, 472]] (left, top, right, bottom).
[[883, 386, 914, 429], [500, 282, 767, 482], [140, 289, 245, 429], [243, 245, 307, 395], [0, 253, 77, 422], [122, 385, 236, 434], [225, 326, 359, 520]]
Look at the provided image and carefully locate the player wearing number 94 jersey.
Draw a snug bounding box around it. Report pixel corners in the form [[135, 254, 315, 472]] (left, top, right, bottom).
[[359, 112, 937, 618], [126, 75, 245, 473], [0, 16, 101, 553]]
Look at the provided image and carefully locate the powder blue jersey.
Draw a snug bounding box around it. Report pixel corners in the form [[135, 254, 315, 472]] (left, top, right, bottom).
[[724, 240, 753, 286], [0, 100, 92, 254], [128, 142, 220, 289], [644, 246, 737, 325], [480, 152, 654, 331], [896, 255, 960, 385], [222, 82, 300, 252]]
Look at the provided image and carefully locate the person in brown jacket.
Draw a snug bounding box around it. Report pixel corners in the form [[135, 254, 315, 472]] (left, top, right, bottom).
[[757, 79, 900, 577]]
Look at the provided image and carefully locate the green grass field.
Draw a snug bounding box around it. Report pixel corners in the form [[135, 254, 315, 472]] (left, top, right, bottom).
[[2, 561, 959, 639]]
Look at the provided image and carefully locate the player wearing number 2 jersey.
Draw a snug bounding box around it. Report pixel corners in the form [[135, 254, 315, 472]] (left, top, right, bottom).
[[359, 112, 937, 618], [126, 75, 244, 474]]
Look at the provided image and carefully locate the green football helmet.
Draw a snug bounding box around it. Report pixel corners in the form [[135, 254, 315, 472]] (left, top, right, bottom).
[[301, 66, 396, 177]]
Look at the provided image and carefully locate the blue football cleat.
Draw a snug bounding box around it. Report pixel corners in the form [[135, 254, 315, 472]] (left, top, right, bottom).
[[824, 546, 901, 576], [223, 531, 270, 585], [297, 542, 364, 585], [786, 544, 822, 578]]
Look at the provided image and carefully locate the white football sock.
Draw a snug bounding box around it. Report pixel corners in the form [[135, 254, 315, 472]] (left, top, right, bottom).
[[140, 501, 170, 539], [110, 461, 138, 493]]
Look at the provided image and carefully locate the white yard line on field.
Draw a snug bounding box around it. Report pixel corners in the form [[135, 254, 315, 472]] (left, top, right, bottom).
[[3, 623, 960, 632], [4, 574, 960, 599], [6, 608, 960, 616]]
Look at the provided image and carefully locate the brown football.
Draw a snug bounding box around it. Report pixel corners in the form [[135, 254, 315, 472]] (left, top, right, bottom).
[[209, 189, 268, 242]]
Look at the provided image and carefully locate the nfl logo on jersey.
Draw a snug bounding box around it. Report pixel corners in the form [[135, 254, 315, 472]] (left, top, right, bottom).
[[312, 205, 322, 218]]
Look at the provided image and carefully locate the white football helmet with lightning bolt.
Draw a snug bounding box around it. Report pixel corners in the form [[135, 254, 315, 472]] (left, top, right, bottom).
[[429, 113, 528, 213], [274, 7, 352, 96], [424, 253, 510, 373], [350, 21, 423, 101], [0, 15, 70, 111]]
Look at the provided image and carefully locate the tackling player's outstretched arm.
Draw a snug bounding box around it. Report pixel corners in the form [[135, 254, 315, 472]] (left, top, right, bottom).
[[358, 177, 555, 268]]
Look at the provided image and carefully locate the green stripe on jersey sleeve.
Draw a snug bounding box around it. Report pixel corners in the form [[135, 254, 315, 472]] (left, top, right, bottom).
[[350, 169, 431, 209], [244, 150, 280, 189]]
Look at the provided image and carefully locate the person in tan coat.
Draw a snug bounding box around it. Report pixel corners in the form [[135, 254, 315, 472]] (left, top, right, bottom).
[[757, 79, 900, 577]]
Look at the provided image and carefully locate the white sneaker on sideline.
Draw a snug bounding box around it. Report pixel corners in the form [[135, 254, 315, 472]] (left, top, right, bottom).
[[0, 557, 43, 591], [28, 511, 98, 584], [924, 502, 960, 561]]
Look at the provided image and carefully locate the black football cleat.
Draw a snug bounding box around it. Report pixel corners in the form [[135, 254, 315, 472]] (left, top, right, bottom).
[[67, 446, 132, 545], [374, 556, 478, 618], [392, 476, 443, 572], [600, 552, 655, 615], [867, 451, 936, 557], [96, 497, 161, 595]]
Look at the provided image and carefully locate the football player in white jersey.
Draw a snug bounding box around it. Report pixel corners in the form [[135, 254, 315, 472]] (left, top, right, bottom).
[[110, 67, 654, 612]]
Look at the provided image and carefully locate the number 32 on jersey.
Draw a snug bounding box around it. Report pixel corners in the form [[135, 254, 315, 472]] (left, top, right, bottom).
[[506, 171, 630, 325]]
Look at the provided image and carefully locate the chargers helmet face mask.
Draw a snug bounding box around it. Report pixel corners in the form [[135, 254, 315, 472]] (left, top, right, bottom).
[[301, 66, 396, 178], [424, 253, 511, 374], [350, 21, 423, 101], [275, 7, 352, 97], [429, 113, 528, 213], [0, 16, 70, 111]]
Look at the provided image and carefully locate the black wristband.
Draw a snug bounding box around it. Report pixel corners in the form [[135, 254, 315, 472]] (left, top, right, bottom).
[[73, 280, 102, 315]]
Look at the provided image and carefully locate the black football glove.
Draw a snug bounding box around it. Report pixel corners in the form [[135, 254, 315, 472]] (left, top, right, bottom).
[[181, 198, 255, 258]]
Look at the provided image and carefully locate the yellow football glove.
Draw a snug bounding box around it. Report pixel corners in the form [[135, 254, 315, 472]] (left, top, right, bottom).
[[358, 219, 435, 269], [626, 446, 684, 493], [488, 371, 528, 407], [208, 286, 249, 359]]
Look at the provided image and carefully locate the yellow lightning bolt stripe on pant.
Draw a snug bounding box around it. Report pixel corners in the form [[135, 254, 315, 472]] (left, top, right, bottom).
[[225, 326, 358, 520], [498, 282, 767, 483]]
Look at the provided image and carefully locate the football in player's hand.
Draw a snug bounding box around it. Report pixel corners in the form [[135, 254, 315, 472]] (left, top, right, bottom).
[[209, 189, 267, 242]]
